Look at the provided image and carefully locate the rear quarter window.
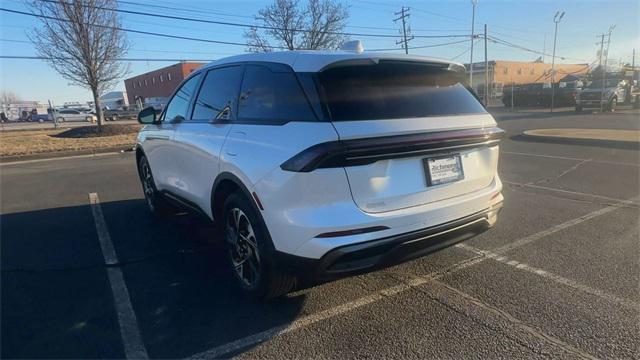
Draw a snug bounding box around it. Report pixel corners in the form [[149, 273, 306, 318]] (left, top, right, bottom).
[[238, 64, 316, 123], [317, 61, 486, 121]]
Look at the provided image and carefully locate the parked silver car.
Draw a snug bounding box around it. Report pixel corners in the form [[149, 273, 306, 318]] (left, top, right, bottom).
[[56, 109, 97, 122]]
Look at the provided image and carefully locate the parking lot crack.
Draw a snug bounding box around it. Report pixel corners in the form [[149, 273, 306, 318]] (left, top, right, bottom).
[[529, 159, 592, 185]]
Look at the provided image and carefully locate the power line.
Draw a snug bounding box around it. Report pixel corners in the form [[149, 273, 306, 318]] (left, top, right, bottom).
[[0, 55, 215, 62], [369, 39, 471, 52], [0, 38, 31, 43], [121, 0, 397, 32], [34, 0, 471, 39], [118, 0, 255, 20], [1, 36, 239, 56], [0, 7, 289, 49], [488, 35, 589, 62], [411, 7, 466, 22], [450, 39, 481, 60]]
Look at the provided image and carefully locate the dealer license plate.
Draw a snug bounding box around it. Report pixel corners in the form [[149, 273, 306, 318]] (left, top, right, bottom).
[[424, 155, 464, 186]]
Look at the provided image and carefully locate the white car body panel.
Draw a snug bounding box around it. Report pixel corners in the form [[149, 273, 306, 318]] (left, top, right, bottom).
[[331, 114, 498, 213], [172, 123, 233, 214], [220, 122, 339, 188], [136, 50, 503, 266], [207, 50, 463, 73], [344, 146, 498, 213], [137, 124, 178, 192]]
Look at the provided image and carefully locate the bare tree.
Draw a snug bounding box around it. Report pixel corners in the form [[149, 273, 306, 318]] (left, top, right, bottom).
[[28, 0, 129, 130], [0, 91, 21, 107], [245, 0, 349, 52]]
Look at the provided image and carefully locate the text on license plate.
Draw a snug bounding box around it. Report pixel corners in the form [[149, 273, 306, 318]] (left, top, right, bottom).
[[424, 155, 464, 186]]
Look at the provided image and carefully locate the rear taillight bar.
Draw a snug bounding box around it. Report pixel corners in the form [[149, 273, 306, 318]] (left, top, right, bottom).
[[281, 126, 505, 172]]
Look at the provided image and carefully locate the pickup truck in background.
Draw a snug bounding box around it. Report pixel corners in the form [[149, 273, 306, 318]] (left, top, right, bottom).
[[575, 78, 629, 112], [104, 107, 141, 121]]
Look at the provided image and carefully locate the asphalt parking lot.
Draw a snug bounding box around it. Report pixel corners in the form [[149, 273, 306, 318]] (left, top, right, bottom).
[[1, 109, 639, 359]]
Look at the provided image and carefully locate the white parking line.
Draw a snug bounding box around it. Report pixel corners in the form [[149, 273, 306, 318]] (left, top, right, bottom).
[[489, 199, 632, 255], [188, 256, 481, 359], [411, 278, 598, 360], [456, 243, 640, 310], [89, 192, 149, 360], [505, 181, 640, 206], [0, 152, 122, 166], [187, 197, 632, 359]]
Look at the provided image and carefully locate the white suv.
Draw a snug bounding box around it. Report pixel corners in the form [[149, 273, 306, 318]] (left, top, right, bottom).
[[136, 50, 504, 299]]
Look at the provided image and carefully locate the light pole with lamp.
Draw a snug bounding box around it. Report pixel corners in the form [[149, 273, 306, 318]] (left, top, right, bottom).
[[550, 10, 564, 113]]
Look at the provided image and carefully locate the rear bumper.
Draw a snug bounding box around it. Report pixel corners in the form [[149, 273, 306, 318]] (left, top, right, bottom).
[[276, 202, 502, 279], [576, 99, 608, 107]]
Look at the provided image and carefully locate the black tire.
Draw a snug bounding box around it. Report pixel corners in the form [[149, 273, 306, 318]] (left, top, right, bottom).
[[575, 106, 582, 113], [57, 117, 65, 122], [608, 97, 617, 112], [222, 192, 296, 300], [112, 114, 119, 121], [137, 155, 174, 217]]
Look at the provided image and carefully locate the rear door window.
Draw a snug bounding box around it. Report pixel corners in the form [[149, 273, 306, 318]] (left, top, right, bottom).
[[317, 61, 486, 121], [238, 64, 316, 123], [192, 66, 243, 121]]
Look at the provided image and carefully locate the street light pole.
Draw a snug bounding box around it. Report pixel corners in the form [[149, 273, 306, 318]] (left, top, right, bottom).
[[469, 0, 477, 89], [550, 11, 564, 113]]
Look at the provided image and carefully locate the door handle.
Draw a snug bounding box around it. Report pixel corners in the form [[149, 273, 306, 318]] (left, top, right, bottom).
[[146, 134, 170, 140]]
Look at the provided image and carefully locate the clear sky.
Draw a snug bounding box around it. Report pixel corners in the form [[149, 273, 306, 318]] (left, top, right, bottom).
[[1, 0, 638, 104]]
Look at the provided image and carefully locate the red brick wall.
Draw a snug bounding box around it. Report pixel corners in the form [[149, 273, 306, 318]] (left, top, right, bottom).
[[124, 62, 205, 105]]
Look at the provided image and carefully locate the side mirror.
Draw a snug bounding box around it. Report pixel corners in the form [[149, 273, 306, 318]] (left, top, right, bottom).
[[138, 106, 157, 124]]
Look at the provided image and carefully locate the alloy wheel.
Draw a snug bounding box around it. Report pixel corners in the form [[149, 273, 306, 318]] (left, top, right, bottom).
[[140, 161, 155, 211], [226, 208, 261, 287]]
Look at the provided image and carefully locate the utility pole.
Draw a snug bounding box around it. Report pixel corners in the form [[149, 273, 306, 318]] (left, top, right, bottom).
[[469, 0, 478, 88], [599, 25, 615, 112], [49, 99, 58, 129], [484, 24, 489, 106], [394, 7, 413, 54], [550, 10, 564, 113], [597, 33, 605, 71]]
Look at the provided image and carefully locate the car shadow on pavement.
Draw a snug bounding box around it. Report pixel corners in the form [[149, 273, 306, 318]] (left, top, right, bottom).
[[1, 204, 127, 359], [98, 199, 307, 359], [1, 200, 307, 359]]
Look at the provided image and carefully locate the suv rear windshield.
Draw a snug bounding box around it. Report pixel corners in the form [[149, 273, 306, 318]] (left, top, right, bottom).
[[317, 61, 486, 121]]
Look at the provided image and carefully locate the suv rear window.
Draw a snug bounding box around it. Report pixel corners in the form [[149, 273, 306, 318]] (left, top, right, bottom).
[[238, 65, 316, 123], [317, 61, 486, 121]]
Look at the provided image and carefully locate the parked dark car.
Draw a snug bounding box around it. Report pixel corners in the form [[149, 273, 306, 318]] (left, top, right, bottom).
[[503, 83, 545, 107], [503, 81, 581, 107]]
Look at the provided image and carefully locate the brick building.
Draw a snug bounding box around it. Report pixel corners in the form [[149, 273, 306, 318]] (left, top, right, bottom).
[[124, 62, 204, 106], [467, 60, 589, 97]]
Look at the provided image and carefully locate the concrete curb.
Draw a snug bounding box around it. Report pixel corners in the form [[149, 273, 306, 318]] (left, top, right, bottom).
[[522, 129, 640, 143], [0, 146, 134, 164], [517, 129, 640, 150]]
